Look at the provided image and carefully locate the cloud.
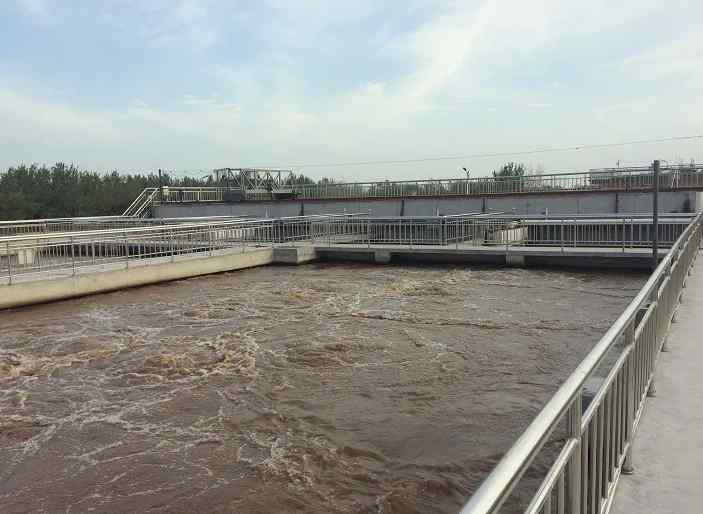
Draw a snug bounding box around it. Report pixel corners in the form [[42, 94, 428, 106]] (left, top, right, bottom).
[[16, 0, 51, 23], [0, 87, 117, 143], [1, 0, 702, 177], [102, 0, 220, 50], [622, 30, 703, 81]]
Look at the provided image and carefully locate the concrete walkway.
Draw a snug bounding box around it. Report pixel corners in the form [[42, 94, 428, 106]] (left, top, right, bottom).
[[611, 252, 703, 514]]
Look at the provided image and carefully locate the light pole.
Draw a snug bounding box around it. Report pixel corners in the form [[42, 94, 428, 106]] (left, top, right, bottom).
[[652, 159, 660, 271]]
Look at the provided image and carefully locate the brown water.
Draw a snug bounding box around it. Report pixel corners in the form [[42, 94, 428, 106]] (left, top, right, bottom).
[[0, 264, 644, 514]]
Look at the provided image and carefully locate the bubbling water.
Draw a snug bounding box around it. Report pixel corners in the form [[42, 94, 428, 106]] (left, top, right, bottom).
[[0, 263, 644, 513]]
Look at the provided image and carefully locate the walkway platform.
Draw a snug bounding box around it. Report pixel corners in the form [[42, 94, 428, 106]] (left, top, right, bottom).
[[611, 254, 703, 513], [0, 247, 275, 310], [314, 243, 668, 269]]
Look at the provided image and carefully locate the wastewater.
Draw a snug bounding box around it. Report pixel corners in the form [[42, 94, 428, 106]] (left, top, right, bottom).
[[0, 263, 645, 513]]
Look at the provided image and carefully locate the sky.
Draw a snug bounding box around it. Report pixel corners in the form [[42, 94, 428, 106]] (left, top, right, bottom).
[[0, 0, 701, 180]]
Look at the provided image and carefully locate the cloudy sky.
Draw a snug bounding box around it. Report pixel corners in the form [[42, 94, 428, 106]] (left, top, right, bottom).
[[0, 0, 701, 180]]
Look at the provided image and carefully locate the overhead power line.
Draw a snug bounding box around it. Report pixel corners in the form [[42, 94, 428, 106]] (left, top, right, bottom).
[[288, 134, 703, 169]]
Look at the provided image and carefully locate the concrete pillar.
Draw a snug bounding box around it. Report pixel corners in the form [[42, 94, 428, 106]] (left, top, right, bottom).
[[374, 250, 392, 264], [506, 254, 525, 267]]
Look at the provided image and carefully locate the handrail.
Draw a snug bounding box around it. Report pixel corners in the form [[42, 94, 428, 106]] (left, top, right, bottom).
[[0, 216, 127, 225], [0, 214, 374, 286], [123, 187, 158, 217], [459, 210, 703, 513], [0, 213, 368, 243], [126, 166, 703, 211]]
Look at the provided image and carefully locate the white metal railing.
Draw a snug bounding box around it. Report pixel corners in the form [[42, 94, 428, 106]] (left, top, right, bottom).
[[310, 214, 692, 250], [0, 214, 366, 285], [2, 214, 690, 285], [459, 211, 703, 514], [122, 187, 158, 217], [0, 215, 256, 238], [0, 216, 176, 237], [132, 167, 703, 209]]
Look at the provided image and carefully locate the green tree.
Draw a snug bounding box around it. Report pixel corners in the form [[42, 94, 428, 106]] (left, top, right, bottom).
[[492, 162, 526, 178], [0, 163, 212, 220]]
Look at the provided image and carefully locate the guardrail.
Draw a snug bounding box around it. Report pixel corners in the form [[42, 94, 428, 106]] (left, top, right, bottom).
[[122, 187, 160, 217], [3, 214, 690, 285], [0, 215, 255, 238], [131, 167, 703, 208], [294, 167, 703, 199], [311, 214, 692, 250], [459, 210, 702, 514], [0, 214, 366, 285], [0, 216, 129, 237]]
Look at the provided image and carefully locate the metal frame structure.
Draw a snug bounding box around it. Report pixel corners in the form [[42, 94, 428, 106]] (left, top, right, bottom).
[[312, 214, 691, 249], [0, 214, 365, 285], [125, 166, 703, 216], [0, 215, 253, 237], [212, 168, 294, 196], [3, 214, 693, 285]]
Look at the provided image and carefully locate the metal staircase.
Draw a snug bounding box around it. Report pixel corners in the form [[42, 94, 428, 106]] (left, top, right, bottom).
[[122, 188, 158, 217]]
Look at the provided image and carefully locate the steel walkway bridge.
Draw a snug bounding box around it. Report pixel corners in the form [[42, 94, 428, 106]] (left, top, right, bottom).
[[124, 165, 703, 217], [1, 211, 693, 293]]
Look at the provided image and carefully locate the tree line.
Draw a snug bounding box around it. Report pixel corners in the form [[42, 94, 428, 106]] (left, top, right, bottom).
[[0, 162, 532, 220], [0, 164, 337, 220], [0, 164, 200, 220]]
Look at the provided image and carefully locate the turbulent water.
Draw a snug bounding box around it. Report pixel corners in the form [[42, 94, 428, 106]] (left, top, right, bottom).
[[0, 263, 644, 514]]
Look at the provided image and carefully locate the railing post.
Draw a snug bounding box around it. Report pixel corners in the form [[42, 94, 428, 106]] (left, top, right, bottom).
[[124, 231, 129, 269], [622, 217, 626, 252], [6, 242, 12, 285], [652, 160, 660, 271], [561, 218, 564, 253], [622, 319, 636, 474], [208, 224, 213, 256], [71, 236, 76, 276], [367, 216, 371, 248], [568, 394, 582, 514]]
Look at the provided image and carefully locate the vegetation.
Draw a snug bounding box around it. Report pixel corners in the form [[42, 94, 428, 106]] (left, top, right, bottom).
[[0, 163, 206, 220], [492, 162, 526, 178], [1, 161, 538, 220], [0, 164, 333, 220]]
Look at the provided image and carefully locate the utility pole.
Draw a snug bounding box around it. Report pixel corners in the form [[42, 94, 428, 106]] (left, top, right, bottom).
[[652, 159, 660, 271]]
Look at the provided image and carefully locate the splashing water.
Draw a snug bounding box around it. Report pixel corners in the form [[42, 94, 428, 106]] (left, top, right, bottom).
[[0, 263, 644, 513]]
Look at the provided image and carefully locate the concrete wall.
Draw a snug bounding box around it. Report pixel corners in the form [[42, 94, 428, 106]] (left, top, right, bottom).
[[0, 249, 274, 310], [154, 191, 700, 219]]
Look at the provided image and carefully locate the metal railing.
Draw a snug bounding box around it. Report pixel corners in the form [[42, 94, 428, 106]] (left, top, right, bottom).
[[0, 216, 131, 237], [459, 210, 702, 514], [122, 187, 158, 217], [3, 213, 691, 285], [0, 215, 254, 238], [0, 214, 366, 285], [291, 167, 703, 199], [131, 166, 703, 208], [310, 214, 693, 250]]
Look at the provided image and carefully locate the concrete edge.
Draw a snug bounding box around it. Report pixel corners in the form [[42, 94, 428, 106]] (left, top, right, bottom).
[[0, 249, 274, 310]]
